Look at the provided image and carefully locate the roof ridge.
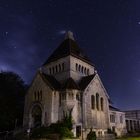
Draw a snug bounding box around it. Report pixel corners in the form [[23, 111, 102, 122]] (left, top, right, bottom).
[[43, 36, 93, 65]]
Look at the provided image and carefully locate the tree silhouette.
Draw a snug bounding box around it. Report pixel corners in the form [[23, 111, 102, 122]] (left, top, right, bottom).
[[0, 71, 27, 131]]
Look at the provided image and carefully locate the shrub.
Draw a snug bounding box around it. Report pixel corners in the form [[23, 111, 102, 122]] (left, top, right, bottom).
[[31, 114, 74, 139], [107, 128, 114, 134], [87, 129, 96, 140], [59, 127, 73, 138], [31, 124, 73, 139], [31, 126, 51, 138]]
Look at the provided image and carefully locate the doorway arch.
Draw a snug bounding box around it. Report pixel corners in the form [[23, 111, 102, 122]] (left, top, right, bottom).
[[31, 105, 42, 128]]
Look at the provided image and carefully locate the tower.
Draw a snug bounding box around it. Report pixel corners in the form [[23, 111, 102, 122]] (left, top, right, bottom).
[[42, 31, 95, 84]]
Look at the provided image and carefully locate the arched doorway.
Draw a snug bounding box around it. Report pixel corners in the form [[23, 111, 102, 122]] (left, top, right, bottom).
[[32, 105, 42, 128]]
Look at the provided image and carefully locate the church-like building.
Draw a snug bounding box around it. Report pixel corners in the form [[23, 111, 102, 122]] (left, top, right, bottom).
[[23, 31, 126, 139]]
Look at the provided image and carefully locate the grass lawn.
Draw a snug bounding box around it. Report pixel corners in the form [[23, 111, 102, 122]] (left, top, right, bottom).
[[118, 137, 140, 140]]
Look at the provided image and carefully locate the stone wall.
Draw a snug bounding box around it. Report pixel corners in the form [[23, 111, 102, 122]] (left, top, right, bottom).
[[109, 110, 127, 137], [69, 56, 95, 83], [23, 72, 57, 128], [82, 74, 110, 136], [42, 55, 95, 84]]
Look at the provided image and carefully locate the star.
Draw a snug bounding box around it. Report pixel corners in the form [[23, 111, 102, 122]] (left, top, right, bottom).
[[5, 31, 9, 36]]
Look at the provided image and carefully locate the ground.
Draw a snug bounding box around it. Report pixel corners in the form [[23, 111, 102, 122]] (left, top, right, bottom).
[[118, 137, 140, 140]]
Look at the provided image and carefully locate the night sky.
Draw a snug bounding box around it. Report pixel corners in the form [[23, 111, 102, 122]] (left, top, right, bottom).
[[0, 0, 140, 110]]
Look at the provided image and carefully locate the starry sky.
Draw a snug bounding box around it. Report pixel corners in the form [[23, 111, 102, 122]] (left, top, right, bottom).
[[0, 0, 140, 110]]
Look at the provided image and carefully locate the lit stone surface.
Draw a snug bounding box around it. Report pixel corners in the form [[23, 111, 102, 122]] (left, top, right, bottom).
[[23, 32, 127, 139]]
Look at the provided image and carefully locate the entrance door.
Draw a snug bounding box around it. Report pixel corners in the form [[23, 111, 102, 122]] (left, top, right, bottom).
[[76, 125, 81, 137], [32, 105, 42, 128]]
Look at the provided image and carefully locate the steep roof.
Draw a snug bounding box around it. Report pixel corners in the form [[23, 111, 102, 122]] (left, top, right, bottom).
[[40, 72, 80, 90], [43, 31, 93, 65], [62, 78, 79, 90], [40, 72, 61, 90], [79, 74, 96, 90]]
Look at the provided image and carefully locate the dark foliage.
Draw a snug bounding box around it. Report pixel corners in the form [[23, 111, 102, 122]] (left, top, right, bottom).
[[0, 71, 27, 131], [87, 129, 96, 140], [31, 115, 73, 139], [62, 114, 73, 130]]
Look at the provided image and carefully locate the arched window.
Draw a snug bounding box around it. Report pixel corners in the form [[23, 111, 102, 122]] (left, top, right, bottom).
[[40, 90, 42, 101], [62, 93, 66, 100], [100, 97, 104, 111], [96, 93, 99, 110], [76, 63, 78, 71], [76, 94, 80, 101], [81, 66, 84, 73], [59, 64, 61, 72], [69, 93, 74, 100], [62, 63, 64, 71], [34, 92, 37, 100], [79, 65, 81, 72], [87, 69, 89, 75], [49, 68, 52, 75], [84, 67, 87, 74], [55, 65, 58, 73], [52, 67, 55, 74], [91, 95, 95, 109]]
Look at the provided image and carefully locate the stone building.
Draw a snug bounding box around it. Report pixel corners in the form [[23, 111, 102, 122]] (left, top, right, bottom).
[[125, 110, 140, 132], [109, 106, 126, 137], [23, 31, 126, 138]]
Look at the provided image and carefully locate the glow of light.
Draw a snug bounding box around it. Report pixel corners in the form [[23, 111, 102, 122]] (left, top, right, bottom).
[[59, 30, 66, 34]]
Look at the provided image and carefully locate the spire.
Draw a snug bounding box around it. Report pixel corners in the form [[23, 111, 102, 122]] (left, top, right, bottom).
[[65, 31, 74, 40]]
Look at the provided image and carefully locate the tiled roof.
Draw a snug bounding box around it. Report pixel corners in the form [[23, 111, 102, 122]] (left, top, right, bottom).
[[79, 74, 96, 90], [43, 38, 93, 65], [109, 105, 120, 111], [40, 72, 61, 90], [62, 78, 79, 90], [40, 72, 96, 91]]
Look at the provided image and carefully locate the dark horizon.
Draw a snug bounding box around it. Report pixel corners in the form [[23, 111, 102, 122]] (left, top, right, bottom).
[[0, 0, 140, 110]]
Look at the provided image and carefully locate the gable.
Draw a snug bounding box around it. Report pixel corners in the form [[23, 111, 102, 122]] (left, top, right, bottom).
[[82, 73, 110, 99], [27, 72, 53, 95]]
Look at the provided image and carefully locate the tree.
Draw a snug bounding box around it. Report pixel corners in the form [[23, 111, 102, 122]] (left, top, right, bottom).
[[0, 71, 27, 131]]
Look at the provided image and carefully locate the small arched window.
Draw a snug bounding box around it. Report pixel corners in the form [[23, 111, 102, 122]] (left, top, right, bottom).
[[49, 68, 52, 75], [55, 65, 58, 73], [76, 63, 78, 71], [79, 65, 81, 72], [34, 92, 37, 100], [87, 69, 89, 75], [59, 64, 61, 72], [62, 93, 66, 100], [100, 97, 104, 111], [52, 67, 55, 74], [91, 95, 95, 109], [81, 66, 84, 73], [84, 67, 87, 74], [40, 90, 42, 101], [38, 91, 40, 101], [76, 94, 80, 101], [69, 93, 74, 100], [96, 93, 99, 110], [62, 63, 64, 71]]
